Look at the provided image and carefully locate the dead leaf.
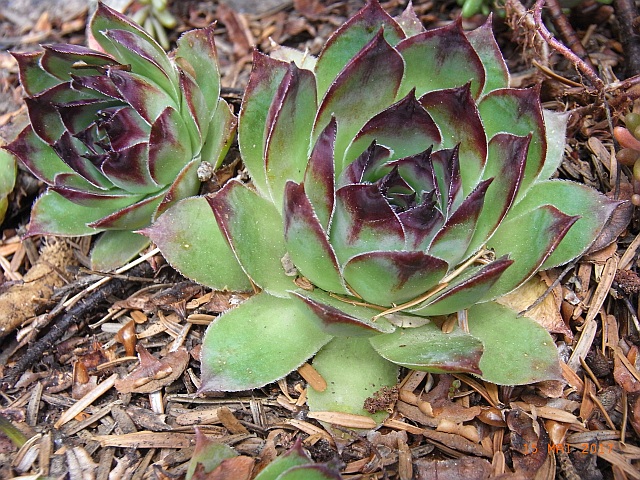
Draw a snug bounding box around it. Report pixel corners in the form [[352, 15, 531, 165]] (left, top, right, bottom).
[[496, 273, 572, 338], [192, 456, 254, 480], [216, 3, 254, 59], [613, 349, 640, 393], [414, 456, 492, 480], [115, 345, 189, 394]]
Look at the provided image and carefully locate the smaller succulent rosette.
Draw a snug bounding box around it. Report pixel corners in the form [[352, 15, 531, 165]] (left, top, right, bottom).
[[3, 2, 234, 269], [146, 1, 618, 419]]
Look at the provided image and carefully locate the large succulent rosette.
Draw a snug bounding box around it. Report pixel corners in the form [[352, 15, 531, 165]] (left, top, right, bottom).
[[146, 2, 617, 418], [3, 3, 234, 269]]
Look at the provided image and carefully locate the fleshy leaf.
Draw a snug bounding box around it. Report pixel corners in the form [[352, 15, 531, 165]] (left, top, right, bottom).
[[507, 180, 620, 269], [148, 106, 193, 185], [176, 25, 221, 112], [304, 119, 336, 230], [283, 182, 346, 294], [478, 87, 545, 200], [465, 17, 509, 95], [290, 289, 395, 337], [0, 149, 17, 225], [41, 44, 116, 81], [370, 321, 484, 375], [464, 133, 529, 257], [141, 196, 251, 291], [101, 143, 159, 193], [394, 3, 425, 37], [315, 30, 404, 172], [419, 85, 487, 196], [308, 336, 398, 423], [207, 181, 293, 297], [265, 63, 317, 207], [345, 90, 441, 165], [397, 19, 485, 99], [179, 70, 209, 148], [467, 302, 562, 384], [201, 98, 236, 168], [199, 293, 332, 391], [156, 158, 201, 217], [274, 465, 342, 480], [408, 257, 513, 316], [91, 230, 150, 271], [539, 110, 569, 181], [330, 183, 405, 263], [486, 204, 578, 298], [89, 191, 164, 230], [343, 251, 448, 306], [252, 441, 313, 480], [12, 52, 59, 96], [314, 0, 404, 96], [238, 52, 289, 198], [428, 178, 492, 266], [185, 430, 237, 480]]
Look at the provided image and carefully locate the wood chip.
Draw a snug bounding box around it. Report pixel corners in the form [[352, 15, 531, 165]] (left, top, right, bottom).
[[54, 374, 117, 428], [93, 432, 197, 449], [217, 406, 249, 434], [297, 363, 326, 392]]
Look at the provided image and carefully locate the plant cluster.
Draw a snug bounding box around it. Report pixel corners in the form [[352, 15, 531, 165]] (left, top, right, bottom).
[[5, 1, 618, 423]]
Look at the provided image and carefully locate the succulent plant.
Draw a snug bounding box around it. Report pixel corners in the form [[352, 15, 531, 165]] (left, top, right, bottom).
[[2, 2, 234, 270], [127, 0, 178, 50], [614, 110, 640, 206], [0, 148, 17, 225], [145, 1, 617, 419]]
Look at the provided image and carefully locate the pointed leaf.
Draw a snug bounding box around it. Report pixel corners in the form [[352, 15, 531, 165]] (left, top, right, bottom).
[[252, 441, 313, 480], [176, 25, 221, 112], [370, 322, 484, 375], [26, 190, 111, 236], [41, 44, 117, 81], [397, 196, 444, 251], [200, 293, 332, 391], [397, 19, 485, 99], [12, 52, 59, 96], [465, 133, 529, 257], [478, 87, 546, 200], [304, 119, 336, 230], [315, 0, 404, 96], [155, 158, 201, 217], [346, 90, 441, 164], [53, 132, 112, 188], [487, 205, 578, 298], [465, 18, 509, 95], [539, 110, 569, 181], [429, 179, 492, 266], [343, 251, 448, 306], [89, 191, 165, 230], [394, 3, 425, 36], [330, 183, 405, 263], [508, 180, 620, 269], [467, 302, 562, 384], [104, 107, 150, 151], [91, 230, 150, 271], [186, 431, 237, 480], [308, 337, 398, 423], [419, 85, 487, 196], [284, 182, 346, 294], [101, 143, 159, 193], [238, 52, 289, 198], [142, 196, 251, 291], [108, 69, 176, 124], [208, 181, 292, 297], [201, 98, 236, 169], [148, 106, 193, 185], [315, 30, 404, 172], [265, 63, 317, 207], [290, 289, 395, 337], [409, 257, 513, 316], [338, 142, 392, 188]]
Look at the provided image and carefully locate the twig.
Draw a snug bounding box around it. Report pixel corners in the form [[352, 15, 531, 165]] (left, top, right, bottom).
[[544, 0, 596, 71], [613, 0, 640, 77], [533, 0, 604, 94], [518, 260, 576, 317]]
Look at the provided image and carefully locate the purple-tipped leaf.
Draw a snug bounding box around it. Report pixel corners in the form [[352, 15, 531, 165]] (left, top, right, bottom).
[[428, 178, 492, 266], [200, 98, 236, 169], [52, 132, 111, 188], [397, 195, 444, 251], [478, 87, 546, 199], [238, 52, 289, 198], [315, 30, 405, 172], [465, 17, 509, 95], [314, 0, 405, 96], [396, 19, 485, 100], [338, 141, 392, 188], [330, 183, 406, 263], [148, 106, 193, 185], [89, 190, 165, 230], [343, 251, 449, 306], [464, 133, 529, 257], [101, 143, 159, 193], [409, 257, 513, 316], [283, 182, 347, 294], [419, 85, 487, 196], [486, 204, 579, 298], [265, 63, 317, 207], [41, 44, 117, 81], [175, 25, 221, 112], [346, 90, 441, 165], [12, 52, 59, 95], [156, 158, 201, 217], [290, 289, 395, 337], [394, 2, 425, 36], [104, 107, 150, 151], [304, 119, 336, 229], [429, 147, 463, 216], [178, 70, 208, 147]]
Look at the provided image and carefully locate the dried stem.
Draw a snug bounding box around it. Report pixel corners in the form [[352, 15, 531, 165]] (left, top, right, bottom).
[[613, 0, 640, 77], [544, 0, 595, 71], [533, 0, 604, 94]]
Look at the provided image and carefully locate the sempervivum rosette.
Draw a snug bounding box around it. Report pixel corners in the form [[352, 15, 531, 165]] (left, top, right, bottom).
[[146, 1, 618, 419], [3, 2, 235, 269]]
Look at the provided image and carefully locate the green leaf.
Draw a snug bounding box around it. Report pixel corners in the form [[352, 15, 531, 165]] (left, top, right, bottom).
[[0, 149, 17, 225], [253, 442, 313, 480], [201, 99, 236, 169], [274, 465, 342, 480], [141, 196, 251, 291], [465, 18, 509, 95], [370, 322, 484, 375], [91, 230, 150, 271], [467, 302, 562, 385], [186, 429, 237, 480], [307, 337, 398, 423], [200, 293, 332, 391], [508, 180, 619, 270], [208, 181, 293, 297], [538, 110, 569, 181]]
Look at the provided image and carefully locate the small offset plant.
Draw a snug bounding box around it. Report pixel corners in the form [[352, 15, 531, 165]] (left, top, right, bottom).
[[614, 109, 640, 206], [3, 2, 234, 270], [127, 0, 177, 50], [146, 1, 617, 419]]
